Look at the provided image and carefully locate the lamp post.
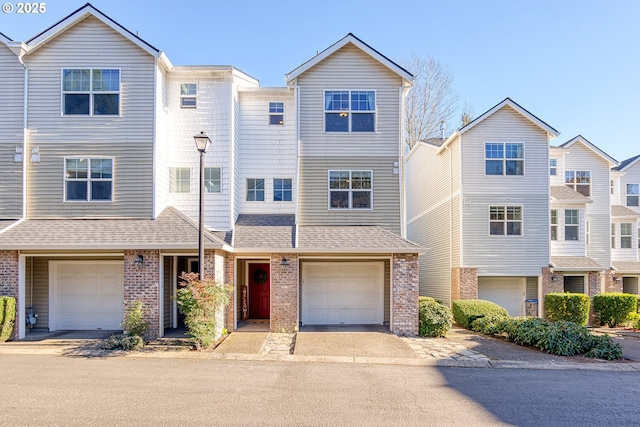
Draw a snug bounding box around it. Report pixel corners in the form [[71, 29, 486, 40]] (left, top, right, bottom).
[[194, 131, 212, 281]]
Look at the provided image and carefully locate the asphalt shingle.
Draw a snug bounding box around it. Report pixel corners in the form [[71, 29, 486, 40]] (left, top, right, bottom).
[[611, 205, 640, 218], [233, 215, 295, 249], [550, 186, 591, 202], [551, 256, 603, 270]]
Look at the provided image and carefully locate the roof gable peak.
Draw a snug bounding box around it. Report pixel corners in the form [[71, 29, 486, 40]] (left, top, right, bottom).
[[558, 135, 618, 166]]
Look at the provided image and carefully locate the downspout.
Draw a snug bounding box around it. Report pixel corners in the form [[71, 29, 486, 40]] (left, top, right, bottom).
[[152, 58, 157, 219], [19, 54, 28, 219], [445, 143, 453, 304], [293, 81, 300, 247], [399, 83, 411, 238]]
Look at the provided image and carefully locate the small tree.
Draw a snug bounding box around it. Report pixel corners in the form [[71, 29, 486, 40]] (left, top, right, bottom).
[[123, 300, 149, 337], [176, 272, 231, 349]]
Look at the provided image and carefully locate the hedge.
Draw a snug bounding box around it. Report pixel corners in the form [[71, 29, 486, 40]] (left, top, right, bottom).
[[544, 293, 590, 326], [418, 297, 453, 337], [0, 296, 17, 342], [452, 299, 509, 329], [593, 293, 638, 327]]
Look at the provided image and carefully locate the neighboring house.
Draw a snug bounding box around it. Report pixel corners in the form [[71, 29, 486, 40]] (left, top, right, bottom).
[[406, 98, 559, 316], [0, 4, 421, 340], [548, 136, 618, 298], [611, 154, 640, 292]]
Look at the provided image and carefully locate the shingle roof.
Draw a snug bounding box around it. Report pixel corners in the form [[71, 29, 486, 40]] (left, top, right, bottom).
[[233, 215, 295, 250], [550, 186, 592, 202], [611, 205, 640, 218], [612, 261, 640, 274], [297, 225, 422, 253], [613, 154, 640, 171], [0, 207, 228, 250], [0, 220, 18, 233], [551, 256, 605, 271]]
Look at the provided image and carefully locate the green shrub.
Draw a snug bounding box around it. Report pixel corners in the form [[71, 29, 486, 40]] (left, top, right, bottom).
[[418, 297, 453, 337], [544, 293, 590, 326], [584, 335, 623, 360], [593, 293, 638, 327], [470, 314, 510, 335], [503, 317, 549, 347], [635, 295, 640, 313], [102, 334, 145, 351], [536, 321, 592, 356], [122, 300, 149, 338], [0, 296, 17, 342], [452, 299, 509, 329]]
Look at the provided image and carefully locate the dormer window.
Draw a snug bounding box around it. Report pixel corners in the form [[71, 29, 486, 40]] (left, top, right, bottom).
[[324, 90, 375, 132], [180, 83, 197, 108]]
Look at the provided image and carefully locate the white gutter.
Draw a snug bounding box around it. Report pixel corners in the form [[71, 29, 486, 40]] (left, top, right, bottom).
[[18, 52, 28, 219], [399, 82, 411, 238], [152, 58, 157, 219]]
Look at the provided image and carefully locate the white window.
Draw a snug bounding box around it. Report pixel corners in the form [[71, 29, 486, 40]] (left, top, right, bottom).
[[329, 170, 372, 209], [204, 167, 221, 193], [565, 170, 591, 196], [324, 90, 375, 132], [550, 209, 558, 241], [180, 83, 197, 108], [485, 143, 524, 175], [170, 167, 190, 193], [621, 223, 633, 249], [62, 69, 120, 116], [611, 223, 616, 249], [489, 206, 522, 236], [269, 102, 284, 125], [64, 158, 113, 201], [273, 178, 292, 201], [627, 184, 639, 207], [565, 209, 579, 241], [550, 159, 557, 176], [246, 179, 265, 201], [586, 220, 591, 245]]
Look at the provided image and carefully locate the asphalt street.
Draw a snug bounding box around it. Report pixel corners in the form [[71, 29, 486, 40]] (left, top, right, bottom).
[[2, 354, 638, 427]]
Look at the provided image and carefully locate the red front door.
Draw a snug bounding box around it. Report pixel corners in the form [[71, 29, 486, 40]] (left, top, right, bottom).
[[248, 263, 270, 319]]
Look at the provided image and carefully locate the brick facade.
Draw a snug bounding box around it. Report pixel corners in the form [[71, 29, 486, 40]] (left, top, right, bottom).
[[124, 250, 160, 340], [269, 253, 298, 333], [604, 270, 623, 293], [451, 267, 478, 301], [391, 253, 419, 336], [0, 250, 19, 340]]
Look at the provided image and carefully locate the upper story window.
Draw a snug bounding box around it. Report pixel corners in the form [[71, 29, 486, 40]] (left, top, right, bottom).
[[324, 90, 375, 132], [246, 178, 265, 201], [329, 170, 372, 209], [627, 184, 639, 206], [550, 209, 558, 240], [274, 178, 292, 201], [62, 69, 120, 116], [269, 102, 284, 125], [611, 223, 616, 249], [565, 209, 579, 241], [180, 83, 197, 108], [565, 170, 590, 196], [485, 143, 524, 175], [204, 167, 221, 193], [549, 159, 557, 176], [64, 158, 113, 201], [170, 167, 190, 193], [621, 223, 633, 249], [489, 206, 522, 236]]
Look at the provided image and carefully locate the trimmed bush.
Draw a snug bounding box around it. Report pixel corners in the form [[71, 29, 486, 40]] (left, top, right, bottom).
[[452, 299, 509, 329], [536, 320, 592, 356], [585, 335, 624, 360], [470, 314, 510, 335], [503, 317, 549, 347], [544, 293, 590, 326], [418, 297, 453, 337], [593, 293, 638, 327], [0, 296, 17, 342]]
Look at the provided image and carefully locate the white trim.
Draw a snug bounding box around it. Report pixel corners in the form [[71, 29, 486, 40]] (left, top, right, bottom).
[[245, 260, 272, 323], [172, 255, 178, 329], [323, 89, 377, 133], [327, 169, 374, 210], [18, 254, 26, 339], [560, 136, 618, 166], [484, 142, 525, 177], [63, 156, 115, 202], [60, 68, 122, 117], [488, 205, 524, 237], [158, 253, 164, 338]]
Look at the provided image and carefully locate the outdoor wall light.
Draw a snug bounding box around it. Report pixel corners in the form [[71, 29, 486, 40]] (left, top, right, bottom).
[[134, 254, 144, 270], [613, 276, 621, 284], [551, 274, 559, 282], [281, 256, 290, 266]]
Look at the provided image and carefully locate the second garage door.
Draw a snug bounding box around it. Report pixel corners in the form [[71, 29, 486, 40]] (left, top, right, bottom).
[[478, 277, 525, 316], [302, 262, 384, 325]]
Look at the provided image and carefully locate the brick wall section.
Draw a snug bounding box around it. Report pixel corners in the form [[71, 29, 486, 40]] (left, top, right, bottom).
[[224, 252, 235, 331], [540, 267, 563, 317], [451, 267, 478, 301], [0, 250, 19, 340], [270, 253, 298, 333], [124, 250, 160, 340], [604, 270, 623, 293], [587, 271, 602, 325], [202, 249, 217, 281], [392, 253, 419, 336]]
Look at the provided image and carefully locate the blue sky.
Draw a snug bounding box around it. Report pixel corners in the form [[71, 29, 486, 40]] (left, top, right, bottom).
[[1, 0, 638, 162]]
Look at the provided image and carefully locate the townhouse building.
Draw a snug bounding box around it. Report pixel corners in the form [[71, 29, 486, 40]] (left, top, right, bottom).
[[0, 4, 421, 340]]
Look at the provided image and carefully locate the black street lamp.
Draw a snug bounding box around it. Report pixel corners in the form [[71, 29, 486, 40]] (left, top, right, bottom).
[[193, 131, 212, 281]]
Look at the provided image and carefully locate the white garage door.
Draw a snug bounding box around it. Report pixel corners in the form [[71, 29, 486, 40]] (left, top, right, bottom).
[[302, 262, 384, 325], [478, 277, 525, 316], [51, 261, 124, 330]]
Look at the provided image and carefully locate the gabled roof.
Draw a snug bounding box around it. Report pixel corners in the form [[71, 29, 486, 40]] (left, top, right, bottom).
[[613, 154, 640, 172], [436, 98, 558, 154], [551, 256, 606, 271], [612, 261, 640, 274], [556, 135, 618, 166], [611, 205, 640, 218], [0, 32, 12, 45], [550, 186, 592, 204], [23, 3, 172, 69], [286, 33, 413, 83]]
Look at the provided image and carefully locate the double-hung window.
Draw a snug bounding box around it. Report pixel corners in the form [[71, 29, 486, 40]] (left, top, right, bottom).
[[485, 143, 524, 175], [65, 158, 113, 201], [329, 170, 372, 209], [324, 90, 375, 132], [549, 159, 557, 176], [62, 69, 120, 115], [489, 206, 522, 236], [621, 223, 633, 249], [273, 178, 292, 201], [612, 223, 616, 249], [180, 83, 197, 108], [550, 209, 558, 240], [246, 179, 265, 201], [204, 167, 221, 193], [170, 167, 190, 193], [565, 171, 591, 196], [269, 102, 284, 125], [626, 184, 639, 207], [565, 209, 579, 241]]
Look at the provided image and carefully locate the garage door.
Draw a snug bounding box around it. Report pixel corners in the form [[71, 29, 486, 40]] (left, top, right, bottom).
[[478, 277, 525, 316], [302, 262, 384, 325], [51, 261, 124, 330]]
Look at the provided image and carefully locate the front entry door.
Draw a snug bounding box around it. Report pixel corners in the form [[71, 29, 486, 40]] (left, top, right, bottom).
[[248, 263, 270, 319]]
